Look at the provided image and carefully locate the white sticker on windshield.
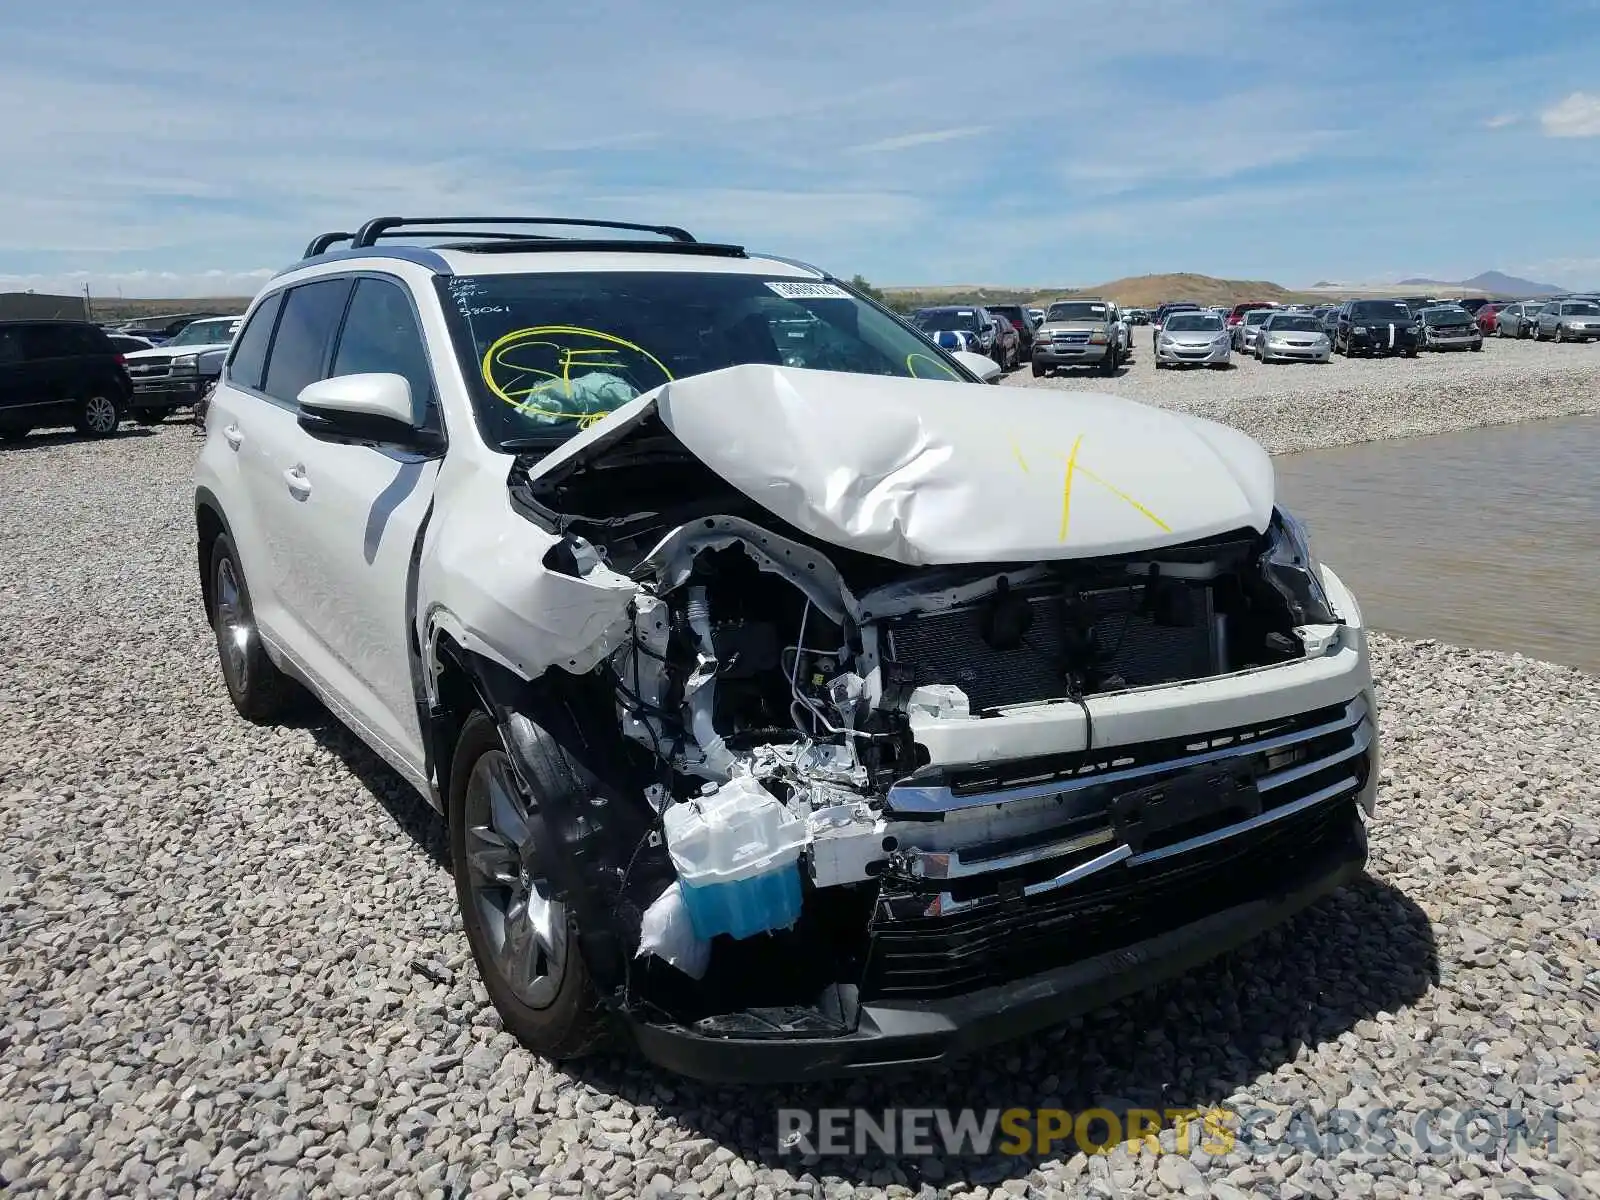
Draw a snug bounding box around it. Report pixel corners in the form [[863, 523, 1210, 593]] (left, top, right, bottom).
[[766, 280, 853, 301]]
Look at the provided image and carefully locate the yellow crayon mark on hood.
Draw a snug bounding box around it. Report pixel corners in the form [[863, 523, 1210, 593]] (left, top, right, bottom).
[[1058, 434, 1083, 541]]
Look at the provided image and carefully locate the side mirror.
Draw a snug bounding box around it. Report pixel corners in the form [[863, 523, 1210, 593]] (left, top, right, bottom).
[[297, 373, 441, 451], [952, 349, 1003, 383]]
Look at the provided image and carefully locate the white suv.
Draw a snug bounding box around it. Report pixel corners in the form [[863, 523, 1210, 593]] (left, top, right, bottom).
[[196, 217, 1378, 1082]]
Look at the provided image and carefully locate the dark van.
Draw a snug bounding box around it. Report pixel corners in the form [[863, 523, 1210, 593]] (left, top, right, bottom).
[[0, 320, 132, 441]]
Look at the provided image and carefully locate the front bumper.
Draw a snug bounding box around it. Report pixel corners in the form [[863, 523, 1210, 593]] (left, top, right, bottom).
[[1033, 340, 1112, 367], [631, 804, 1369, 1082], [1424, 333, 1481, 349], [1155, 341, 1231, 364], [1261, 340, 1331, 360], [1345, 329, 1418, 355], [129, 375, 209, 408]]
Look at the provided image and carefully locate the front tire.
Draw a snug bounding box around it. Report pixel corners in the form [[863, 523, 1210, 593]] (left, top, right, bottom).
[[209, 533, 296, 724], [133, 409, 170, 426], [74, 393, 122, 437], [1031, 362, 1046, 377], [450, 712, 608, 1062], [1, 428, 30, 443]]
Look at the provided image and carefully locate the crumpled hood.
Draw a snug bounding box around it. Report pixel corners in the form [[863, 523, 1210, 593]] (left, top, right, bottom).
[[530, 364, 1276, 566]]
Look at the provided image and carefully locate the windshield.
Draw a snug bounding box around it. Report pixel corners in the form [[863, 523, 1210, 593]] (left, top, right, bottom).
[[1268, 316, 1324, 332], [1164, 314, 1223, 332], [1046, 301, 1109, 322], [1350, 301, 1413, 320], [439, 272, 968, 449], [1422, 308, 1470, 325], [167, 319, 237, 347], [1564, 302, 1600, 315], [915, 309, 980, 332], [1243, 310, 1271, 325]]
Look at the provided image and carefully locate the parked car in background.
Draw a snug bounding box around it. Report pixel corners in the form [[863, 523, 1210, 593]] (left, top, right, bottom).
[[1417, 305, 1483, 352], [988, 314, 1023, 369], [1474, 303, 1506, 335], [1026, 307, 1045, 324], [1227, 302, 1274, 329], [1493, 301, 1542, 338], [1153, 310, 1231, 368], [1315, 306, 1341, 339], [1154, 301, 1201, 325], [912, 306, 998, 358], [1455, 297, 1491, 315], [1108, 303, 1132, 357], [107, 333, 158, 355], [1334, 299, 1421, 357], [122, 315, 243, 423], [1232, 307, 1274, 354], [1123, 307, 1151, 325], [0, 319, 131, 440], [1534, 298, 1600, 342], [116, 311, 230, 345], [1398, 296, 1438, 317], [1256, 312, 1332, 363], [986, 304, 1039, 361], [1032, 297, 1122, 376]]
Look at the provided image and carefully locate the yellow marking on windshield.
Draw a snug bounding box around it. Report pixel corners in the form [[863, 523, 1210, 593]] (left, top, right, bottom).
[[480, 325, 673, 424], [906, 352, 961, 380]]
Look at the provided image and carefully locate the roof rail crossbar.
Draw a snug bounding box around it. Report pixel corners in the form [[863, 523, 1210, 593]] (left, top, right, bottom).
[[434, 239, 748, 258], [304, 232, 354, 257], [350, 216, 698, 248], [304, 228, 571, 258]]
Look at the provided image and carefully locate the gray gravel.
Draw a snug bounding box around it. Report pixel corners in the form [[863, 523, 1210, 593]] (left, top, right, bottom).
[[3, 420, 1599, 1200], [1004, 333, 1600, 453]]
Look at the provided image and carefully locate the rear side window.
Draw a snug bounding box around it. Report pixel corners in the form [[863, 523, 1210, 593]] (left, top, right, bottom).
[[227, 292, 283, 391], [69, 326, 107, 355], [0, 328, 22, 364], [20, 326, 75, 360], [263, 279, 352, 405], [329, 277, 436, 424]]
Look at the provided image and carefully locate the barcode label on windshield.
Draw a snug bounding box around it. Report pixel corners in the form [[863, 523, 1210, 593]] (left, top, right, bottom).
[[766, 281, 853, 300]]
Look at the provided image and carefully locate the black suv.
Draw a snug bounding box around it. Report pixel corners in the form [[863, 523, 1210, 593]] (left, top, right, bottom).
[[1334, 300, 1421, 358], [984, 304, 1039, 360], [0, 320, 132, 441]]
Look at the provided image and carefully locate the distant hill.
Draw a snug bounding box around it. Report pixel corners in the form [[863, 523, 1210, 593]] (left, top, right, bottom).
[[881, 272, 1314, 312], [1397, 271, 1562, 296]]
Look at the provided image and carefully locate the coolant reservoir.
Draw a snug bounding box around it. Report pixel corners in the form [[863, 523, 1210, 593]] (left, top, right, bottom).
[[663, 775, 806, 940]]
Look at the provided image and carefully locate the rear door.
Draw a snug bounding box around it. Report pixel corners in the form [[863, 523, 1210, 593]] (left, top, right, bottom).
[[235, 277, 353, 659]]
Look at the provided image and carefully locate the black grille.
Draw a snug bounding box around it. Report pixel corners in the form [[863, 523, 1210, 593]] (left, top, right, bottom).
[[862, 792, 1362, 1001], [887, 586, 1214, 713]]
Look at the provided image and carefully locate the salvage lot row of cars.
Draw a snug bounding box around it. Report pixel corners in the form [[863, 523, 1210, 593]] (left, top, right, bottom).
[[2, 219, 1589, 1083]]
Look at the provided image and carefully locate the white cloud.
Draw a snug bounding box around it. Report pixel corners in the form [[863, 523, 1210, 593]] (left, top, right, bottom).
[[846, 127, 988, 155], [1483, 113, 1519, 129], [1540, 91, 1600, 137]]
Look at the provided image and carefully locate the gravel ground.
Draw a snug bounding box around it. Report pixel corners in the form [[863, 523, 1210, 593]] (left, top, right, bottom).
[[1003, 333, 1600, 454], [3, 422, 1598, 1200]]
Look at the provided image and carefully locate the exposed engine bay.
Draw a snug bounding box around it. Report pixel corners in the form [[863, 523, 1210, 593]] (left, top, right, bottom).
[[504, 396, 1361, 1032]]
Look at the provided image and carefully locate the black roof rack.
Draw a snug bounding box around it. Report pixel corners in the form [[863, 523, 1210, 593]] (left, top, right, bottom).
[[354, 216, 696, 248], [302, 217, 749, 262]]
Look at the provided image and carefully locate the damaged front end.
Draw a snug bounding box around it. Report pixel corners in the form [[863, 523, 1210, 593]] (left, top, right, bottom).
[[493, 366, 1375, 1080]]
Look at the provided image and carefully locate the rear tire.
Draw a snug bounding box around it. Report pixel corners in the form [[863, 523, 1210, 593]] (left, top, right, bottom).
[[450, 711, 609, 1062], [209, 533, 297, 724], [74, 393, 122, 437], [1032, 362, 1046, 377]]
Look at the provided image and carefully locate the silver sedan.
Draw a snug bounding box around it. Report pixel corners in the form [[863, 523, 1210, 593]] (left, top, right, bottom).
[[1533, 299, 1600, 342], [1232, 307, 1273, 353], [1495, 302, 1544, 338], [1255, 312, 1332, 363], [1154, 312, 1232, 368]]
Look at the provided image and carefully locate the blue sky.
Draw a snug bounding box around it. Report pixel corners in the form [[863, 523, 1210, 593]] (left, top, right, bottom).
[[2, 0, 1598, 297]]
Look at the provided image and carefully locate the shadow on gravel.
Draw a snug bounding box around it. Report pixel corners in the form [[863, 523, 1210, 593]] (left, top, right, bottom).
[[570, 874, 1438, 1190], [300, 712, 452, 872], [300, 720, 1439, 1189], [0, 427, 157, 453]]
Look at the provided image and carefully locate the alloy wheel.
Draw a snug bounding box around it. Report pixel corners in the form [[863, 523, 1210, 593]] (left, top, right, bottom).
[[83, 395, 119, 435], [463, 751, 568, 1008], [214, 556, 252, 695]]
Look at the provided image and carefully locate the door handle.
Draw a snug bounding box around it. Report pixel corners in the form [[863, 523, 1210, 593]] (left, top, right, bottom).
[[222, 424, 243, 450], [282, 466, 311, 500]]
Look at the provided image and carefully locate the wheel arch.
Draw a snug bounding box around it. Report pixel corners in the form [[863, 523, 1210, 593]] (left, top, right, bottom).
[[193, 487, 233, 622]]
